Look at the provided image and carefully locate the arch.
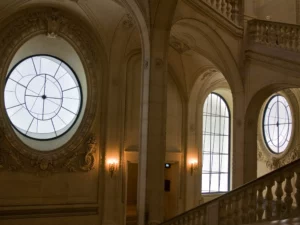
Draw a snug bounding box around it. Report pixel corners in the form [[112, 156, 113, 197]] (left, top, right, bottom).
[[170, 18, 243, 95], [244, 83, 300, 181]]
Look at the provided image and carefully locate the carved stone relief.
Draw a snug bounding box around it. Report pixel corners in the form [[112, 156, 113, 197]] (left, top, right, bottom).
[[0, 7, 101, 175], [257, 146, 300, 170], [169, 35, 190, 54], [122, 13, 134, 29]]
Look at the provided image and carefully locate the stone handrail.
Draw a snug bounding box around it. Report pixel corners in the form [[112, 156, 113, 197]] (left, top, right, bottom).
[[201, 0, 242, 26], [248, 19, 300, 52], [160, 158, 300, 225]]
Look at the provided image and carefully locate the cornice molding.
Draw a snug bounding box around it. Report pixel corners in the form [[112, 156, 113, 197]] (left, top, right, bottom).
[[0, 204, 98, 219], [0, 7, 101, 176], [246, 50, 300, 73]]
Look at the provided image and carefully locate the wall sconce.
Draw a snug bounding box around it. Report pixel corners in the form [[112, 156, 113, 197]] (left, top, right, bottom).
[[190, 159, 198, 176], [107, 159, 118, 178]]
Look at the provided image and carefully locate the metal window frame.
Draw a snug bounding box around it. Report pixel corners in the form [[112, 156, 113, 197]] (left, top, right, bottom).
[[201, 92, 231, 194], [4, 54, 83, 141]]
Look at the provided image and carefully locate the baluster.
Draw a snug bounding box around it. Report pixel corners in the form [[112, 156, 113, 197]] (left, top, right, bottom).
[[295, 168, 300, 210], [194, 211, 200, 225], [290, 28, 296, 51], [241, 190, 249, 224], [199, 210, 203, 225], [261, 23, 267, 43], [256, 184, 265, 222], [275, 175, 284, 219], [184, 215, 189, 225], [296, 29, 300, 52], [219, 200, 227, 225], [233, 195, 242, 225], [221, 0, 227, 15], [275, 24, 280, 45], [284, 171, 294, 216], [278, 25, 285, 48], [248, 187, 257, 223], [202, 208, 207, 225], [189, 212, 195, 225], [225, 0, 232, 20], [231, 0, 240, 25], [269, 24, 276, 46], [254, 22, 261, 43], [227, 198, 234, 225], [265, 179, 274, 220], [215, 0, 221, 11]]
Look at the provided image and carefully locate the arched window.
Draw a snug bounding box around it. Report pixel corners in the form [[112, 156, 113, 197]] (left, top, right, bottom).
[[202, 93, 230, 193]]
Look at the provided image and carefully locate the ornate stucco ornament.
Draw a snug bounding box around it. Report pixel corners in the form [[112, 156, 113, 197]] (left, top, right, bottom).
[[47, 9, 63, 38], [64, 134, 97, 172], [258, 146, 300, 170], [0, 7, 100, 176], [169, 35, 191, 54], [0, 132, 97, 176]]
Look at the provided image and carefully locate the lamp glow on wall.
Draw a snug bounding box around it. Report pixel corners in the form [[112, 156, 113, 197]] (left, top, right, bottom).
[[107, 159, 118, 178], [189, 159, 198, 176]]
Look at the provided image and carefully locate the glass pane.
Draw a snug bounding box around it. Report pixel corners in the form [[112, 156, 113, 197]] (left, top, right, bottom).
[[220, 174, 228, 192], [4, 55, 82, 140], [263, 95, 292, 154], [202, 174, 210, 193], [210, 174, 219, 192], [202, 93, 230, 193]]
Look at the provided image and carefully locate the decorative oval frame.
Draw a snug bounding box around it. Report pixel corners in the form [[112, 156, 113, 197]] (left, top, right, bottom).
[[0, 7, 102, 171], [262, 94, 293, 154], [257, 89, 300, 170]]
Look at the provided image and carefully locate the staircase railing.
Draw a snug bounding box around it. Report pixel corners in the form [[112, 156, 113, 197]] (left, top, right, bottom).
[[248, 19, 300, 52], [201, 0, 242, 26], [160, 158, 300, 225]]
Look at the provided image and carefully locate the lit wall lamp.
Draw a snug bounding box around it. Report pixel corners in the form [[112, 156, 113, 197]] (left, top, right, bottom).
[[107, 159, 118, 178], [190, 159, 198, 176]]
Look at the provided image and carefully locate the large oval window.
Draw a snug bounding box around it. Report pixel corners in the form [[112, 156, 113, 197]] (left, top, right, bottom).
[[4, 55, 82, 140], [263, 94, 292, 154]]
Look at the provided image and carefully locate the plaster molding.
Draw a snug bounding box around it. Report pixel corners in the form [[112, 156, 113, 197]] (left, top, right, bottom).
[[246, 50, 300, 73], [169, 35, 191, 54], [258, 146, 300, 170], [122, 13, 134, 29], [0, 7, 100, 175]]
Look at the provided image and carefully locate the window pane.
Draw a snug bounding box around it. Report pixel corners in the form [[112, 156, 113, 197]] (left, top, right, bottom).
[[4, 55, 82, 140], [263, 95, 292, 154], [202, 93, 230, 193]]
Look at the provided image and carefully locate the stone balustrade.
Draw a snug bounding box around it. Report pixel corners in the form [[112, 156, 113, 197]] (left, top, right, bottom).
[[160, 159, 300, 225], [248, 19, 300, 52], [201, 0, 241, 26]]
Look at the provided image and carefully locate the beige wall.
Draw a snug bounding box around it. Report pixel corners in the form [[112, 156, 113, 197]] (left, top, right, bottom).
[[1, 1, 300, 225], [245, 0, 298, 24]]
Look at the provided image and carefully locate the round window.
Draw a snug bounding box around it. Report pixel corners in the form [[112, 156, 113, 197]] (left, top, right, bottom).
[[4, 55, 82, 140], [263, 94, 292, 154]]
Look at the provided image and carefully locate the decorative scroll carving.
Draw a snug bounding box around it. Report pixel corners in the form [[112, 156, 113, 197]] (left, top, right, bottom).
[[258, 147, 300, 170], [169, 35, 190, 54], [0, 7, 100, 175], [64, 135, 97, 172], [0, 133, 97, 176], [47, 9, 63, 38], [122, 13, 134, 29], [200, 68, 218, 81]]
